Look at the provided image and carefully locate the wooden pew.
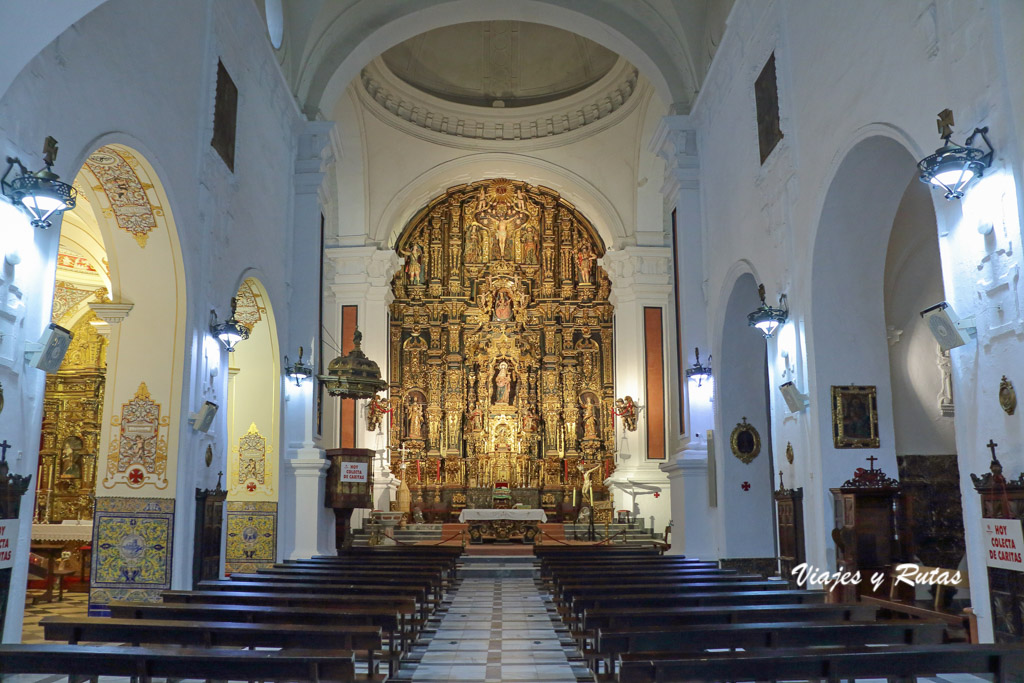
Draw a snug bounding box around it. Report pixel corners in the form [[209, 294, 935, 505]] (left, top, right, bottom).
[[0, 643, 358, 682], [616, 642, 1024, 683], [163, 590, 422, 644], [284, 557, 460, 583], [109, 599, 404, 662], [580, 593, 839, 640], [253, 566, 448, 596], [212, 577, 435, 618], [40, 615, 384, 676], [593, 619, 947, 676]]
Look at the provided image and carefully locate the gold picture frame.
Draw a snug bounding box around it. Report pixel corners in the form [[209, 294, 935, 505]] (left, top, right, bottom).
[[730, 417, 761, 464], [831, 385, 880, 448]]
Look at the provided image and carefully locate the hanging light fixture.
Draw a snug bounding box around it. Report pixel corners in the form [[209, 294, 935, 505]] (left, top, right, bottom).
[[284, 346, 313, 386], [685, 346, 712, 386], [917, 109, 993, 200], [319, 328, 387, 399], [747, 284, 788, 339], [1, 137, 77, 228], [210, 297, 250, 352]]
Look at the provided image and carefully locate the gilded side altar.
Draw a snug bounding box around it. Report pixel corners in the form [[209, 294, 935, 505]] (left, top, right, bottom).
[[387, 179, 615, 519]]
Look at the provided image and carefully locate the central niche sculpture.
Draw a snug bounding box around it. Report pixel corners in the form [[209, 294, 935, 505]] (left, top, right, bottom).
[[388, 178, 616, 515]]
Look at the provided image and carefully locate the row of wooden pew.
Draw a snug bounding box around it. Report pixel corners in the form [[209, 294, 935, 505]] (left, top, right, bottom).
[[1, 545, 463, 682], [536, 545, 1024, 683]]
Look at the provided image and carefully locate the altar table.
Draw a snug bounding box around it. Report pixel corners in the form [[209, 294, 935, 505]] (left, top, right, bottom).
[[458, 508, 546, 544]]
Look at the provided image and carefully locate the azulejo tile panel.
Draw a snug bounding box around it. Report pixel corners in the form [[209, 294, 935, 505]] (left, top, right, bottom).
[[225, 501, 277, 575], [88, 497, 174, 616]]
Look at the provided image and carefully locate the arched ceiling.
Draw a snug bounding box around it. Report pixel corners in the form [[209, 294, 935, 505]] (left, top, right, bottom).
[[380, 21, 619, 108], [290, 0, 720, 118]]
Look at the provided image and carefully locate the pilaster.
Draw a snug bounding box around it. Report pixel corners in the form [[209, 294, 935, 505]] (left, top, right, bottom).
[[660, 443, 719, 559], [284, 458, 332, 558]]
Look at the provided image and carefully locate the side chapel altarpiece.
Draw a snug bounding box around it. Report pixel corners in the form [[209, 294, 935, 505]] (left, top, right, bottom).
[[387, 179, 616, 515]]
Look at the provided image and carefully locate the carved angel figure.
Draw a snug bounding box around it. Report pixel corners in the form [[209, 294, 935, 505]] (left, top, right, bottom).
[[367, 394, 393, 432], [614, 396, 639, 432]]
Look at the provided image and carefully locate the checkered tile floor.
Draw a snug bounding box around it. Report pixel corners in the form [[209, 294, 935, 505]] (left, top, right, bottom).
[[20, 591, 89, 644], [394, 576, 592, 683]]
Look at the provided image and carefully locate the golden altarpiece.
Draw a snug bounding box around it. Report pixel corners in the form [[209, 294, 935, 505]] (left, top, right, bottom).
[[386, 179, 616, 520], [36, 313, 106, 523]]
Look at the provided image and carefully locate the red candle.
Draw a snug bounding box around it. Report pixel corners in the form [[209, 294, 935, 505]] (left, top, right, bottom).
[[437, 460, 442, 483], [605, 460, 610, 480], [564, 459, 568, 480], [417, 460, 421, 482]]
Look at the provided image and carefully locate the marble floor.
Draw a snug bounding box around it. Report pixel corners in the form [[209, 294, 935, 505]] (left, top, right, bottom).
[[396, 576, 591, 683]]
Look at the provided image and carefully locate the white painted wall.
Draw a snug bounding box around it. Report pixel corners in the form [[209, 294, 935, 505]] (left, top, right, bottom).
[[686, 0, 1024, 641], [0, 0, 311, 640]]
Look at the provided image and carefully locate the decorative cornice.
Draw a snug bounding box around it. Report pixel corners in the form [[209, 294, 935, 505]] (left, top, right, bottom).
[[358, 56, 641, 148], [88, 301, 134, 324]]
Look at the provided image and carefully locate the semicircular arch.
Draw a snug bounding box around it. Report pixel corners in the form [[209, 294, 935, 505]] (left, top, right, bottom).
[[300, 0, 693, 118]]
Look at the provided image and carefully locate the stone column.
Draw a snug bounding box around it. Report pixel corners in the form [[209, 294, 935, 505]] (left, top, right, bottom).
[[604, 246, 674, 531], [650, 115, 722, 558], [281, 121, 334, 559], [324, 246, 401, 523]]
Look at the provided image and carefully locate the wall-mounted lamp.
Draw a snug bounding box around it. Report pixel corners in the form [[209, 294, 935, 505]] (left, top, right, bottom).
[[917, 109, 993, 200], [210, 297, 249, 352], [747, 284, 788, 339], [1, 137, 77, 228], [284, 347, 313, 386], [685, 346, 712, 387]]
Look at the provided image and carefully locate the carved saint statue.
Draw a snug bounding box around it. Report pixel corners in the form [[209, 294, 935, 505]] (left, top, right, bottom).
[[408, 401, 425, 439], [522, 224, 539, 264], [406, 243, 425, 285], [522, 406, 540, 433], [582, 397, 599, 440], [494, 290, 513, 322], [465, 223, 482, 262], [578, 462, 601, 507], [59, 437, 84, 479], [576, 241, 596, 285], [494, 361, 514, 405]]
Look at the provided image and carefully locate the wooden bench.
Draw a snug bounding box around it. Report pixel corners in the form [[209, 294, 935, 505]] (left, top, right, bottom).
[[0, 643, 359, 682], [109, 599, 405, 662], [592, 619, 947, 676], [41, 615, 385, 676], [616, 642, 1024, 683], [580, 595, 844, 641]]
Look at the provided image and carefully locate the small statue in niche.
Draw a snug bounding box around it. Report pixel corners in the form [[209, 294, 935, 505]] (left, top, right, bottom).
[[576, 241, 596, 284], [59, 436, 84, 479], [522, 406, 541, 433], [522, 224, 539, 264], [408, 401, 426, 439], [493, 290, 513, 322], [405, 243, 426, 285], [493, 361, 515, 405], [581, 397, 600, 440]]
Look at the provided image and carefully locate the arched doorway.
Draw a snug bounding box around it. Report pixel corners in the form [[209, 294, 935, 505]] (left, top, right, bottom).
[[715, 272, 777, 568], [883, 178, 965, 597], [24, 144, 187, 619], [385, 178, 617, 523], [224, 277, 281, 574]]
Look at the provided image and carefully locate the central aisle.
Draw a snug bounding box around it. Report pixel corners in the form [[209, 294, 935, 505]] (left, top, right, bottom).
[[405, 575, 586, 682]]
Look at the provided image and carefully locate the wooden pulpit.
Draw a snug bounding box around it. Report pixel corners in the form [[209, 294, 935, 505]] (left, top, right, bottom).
[[324, 448, 374, 551]]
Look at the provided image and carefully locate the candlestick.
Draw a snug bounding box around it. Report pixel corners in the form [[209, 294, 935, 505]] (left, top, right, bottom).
[[437, 460, 441, 483]]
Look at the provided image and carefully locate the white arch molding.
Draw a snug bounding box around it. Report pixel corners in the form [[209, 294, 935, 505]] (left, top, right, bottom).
[[374, 153, 628, 248], [301, 0, 692, 118]]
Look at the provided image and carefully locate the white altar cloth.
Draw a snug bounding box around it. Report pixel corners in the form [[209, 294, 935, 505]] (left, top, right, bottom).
[[31, 522, 94, 542], [458, 509, 547, 523]]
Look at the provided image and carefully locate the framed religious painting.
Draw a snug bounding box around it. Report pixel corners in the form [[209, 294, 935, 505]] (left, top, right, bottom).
[[831, 385, 880, 448]]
